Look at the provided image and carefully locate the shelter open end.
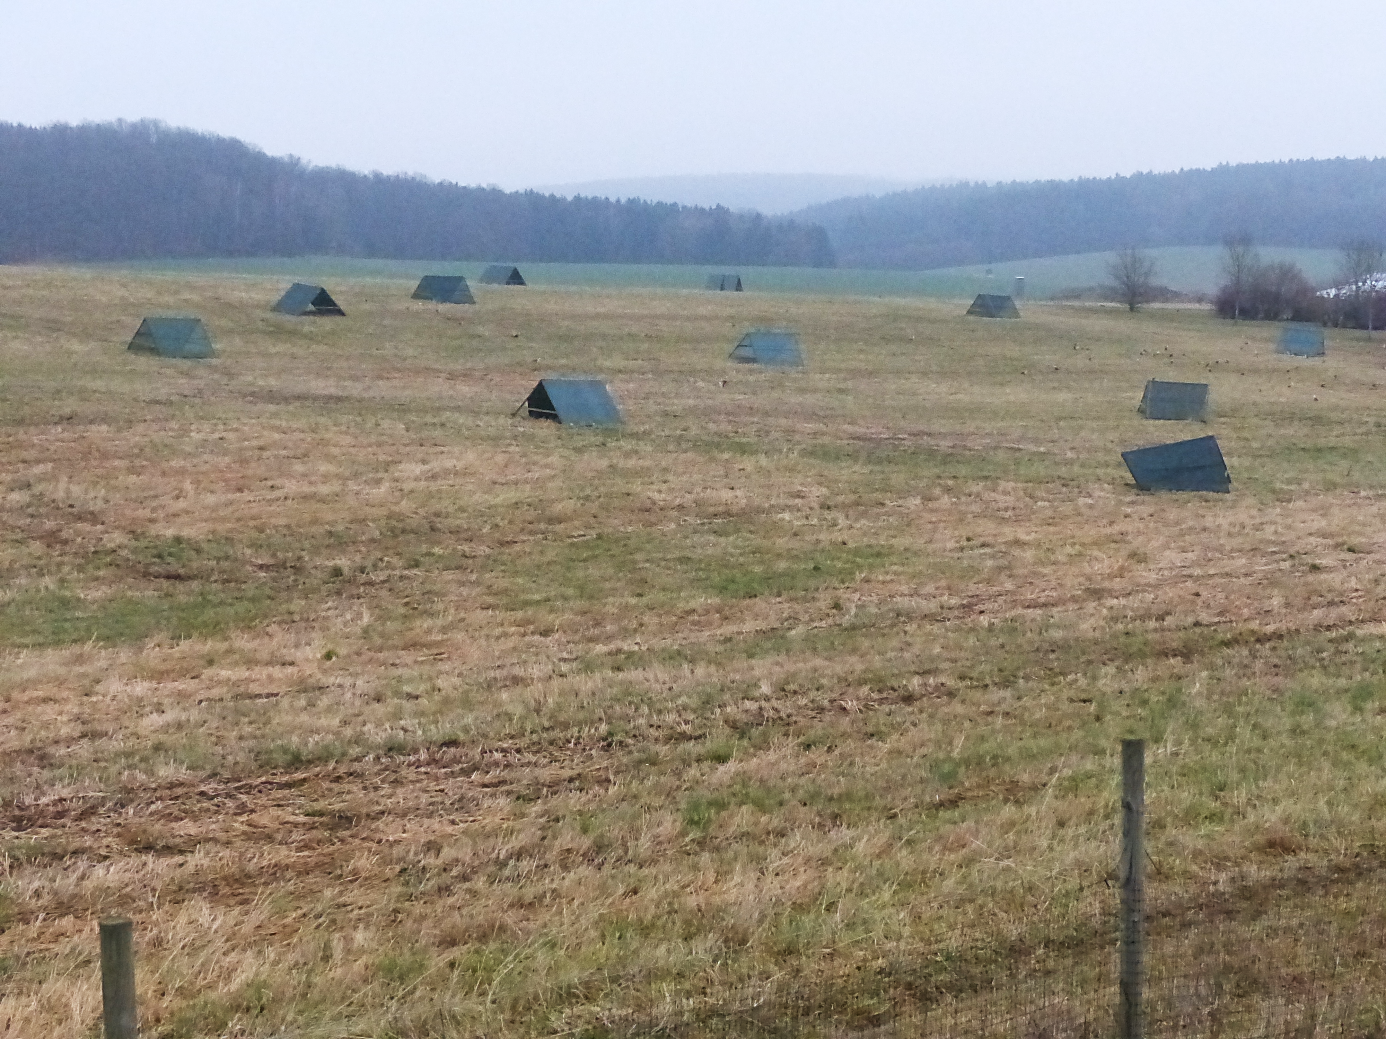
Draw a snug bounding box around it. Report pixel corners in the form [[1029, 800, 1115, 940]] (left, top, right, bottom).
[[706, 274, 743, 292], [412, 276, 476, 304], [966, 294, 1021, 319], [273, 283, 345, 316], [729, 328, 804, 367], [1138, 380, 1209, 422], [519, 378, 622, 426], [480, 265, 526, 286], [1278, 323, 1325, 357], [128, 317, 215, 359], [1122, 435, 1230, 493]]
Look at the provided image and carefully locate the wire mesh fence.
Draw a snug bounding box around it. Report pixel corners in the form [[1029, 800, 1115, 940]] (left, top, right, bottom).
[[599, 727, 1386, 1039], [1144, 862, 1386, 1039], [608, 860, 1386, 1038]]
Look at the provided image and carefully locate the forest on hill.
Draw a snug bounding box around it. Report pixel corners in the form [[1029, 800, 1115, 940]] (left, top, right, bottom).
[[0, 121, 834, 267], [796, 159, 1386, 270]]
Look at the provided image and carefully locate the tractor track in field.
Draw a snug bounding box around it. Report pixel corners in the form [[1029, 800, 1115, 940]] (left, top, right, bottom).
[[1, 695, 1032, 878], [4, 740, 615, 833]]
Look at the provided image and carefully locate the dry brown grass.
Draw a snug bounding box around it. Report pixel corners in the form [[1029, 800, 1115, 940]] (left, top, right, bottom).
[[3, 266, 1386, 1036]]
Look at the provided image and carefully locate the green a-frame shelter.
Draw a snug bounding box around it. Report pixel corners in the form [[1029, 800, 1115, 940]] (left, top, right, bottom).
[[412, 276, 476, 304], [966, 294, 1021, 319], [273, 283, 345, 316], [127, 317, 215, 358], [480, 265, 526, 286], [730, 329, 804, 367], [517, 378, 622, 426]]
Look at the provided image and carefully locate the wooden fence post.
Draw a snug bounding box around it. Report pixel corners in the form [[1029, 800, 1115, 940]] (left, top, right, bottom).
[[100, 917, 137, 1039], [1119, 739, 1146, 1039]]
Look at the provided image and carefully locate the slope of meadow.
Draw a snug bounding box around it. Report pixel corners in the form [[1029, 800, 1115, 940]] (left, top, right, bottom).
[[2, 269, 1386, 1036]]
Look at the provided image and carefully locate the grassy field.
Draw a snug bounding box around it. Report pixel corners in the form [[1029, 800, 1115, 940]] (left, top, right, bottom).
[[2, 267, 1386, 1037], [932, 245, 1344, 298], [90, 256, 965, 299], [95, 244, 1344, 300]]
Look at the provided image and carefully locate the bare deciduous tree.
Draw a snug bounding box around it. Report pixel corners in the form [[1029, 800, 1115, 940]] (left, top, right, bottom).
[[1107, 248, 1158, 312], [1257, 262, 1315, 321], [1338, 239, 1384, 332], [1220, 234, 1261, 322]]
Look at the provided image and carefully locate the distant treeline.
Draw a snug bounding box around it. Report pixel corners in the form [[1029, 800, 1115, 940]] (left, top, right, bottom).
[[0, 121, 834, 267], [797, 159, 1386, 270]]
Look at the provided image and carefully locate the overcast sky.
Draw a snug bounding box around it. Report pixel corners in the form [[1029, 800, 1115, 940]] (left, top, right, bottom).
[[5, 0, 1385, 190]]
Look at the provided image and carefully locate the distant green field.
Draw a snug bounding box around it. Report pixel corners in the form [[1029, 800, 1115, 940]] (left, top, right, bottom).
[[89, 245, 1343, 300], [933, 245, 1342, 298], [87, 256, 983, 298]]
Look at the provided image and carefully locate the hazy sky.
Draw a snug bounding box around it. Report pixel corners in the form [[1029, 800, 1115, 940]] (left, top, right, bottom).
[[5, 0, 1385, 190]]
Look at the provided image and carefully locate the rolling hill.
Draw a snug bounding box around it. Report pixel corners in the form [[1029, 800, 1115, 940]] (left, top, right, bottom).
[[0, 120, 834, 268], [795, 159, 1386, 271], [532, 173, 937, 215]]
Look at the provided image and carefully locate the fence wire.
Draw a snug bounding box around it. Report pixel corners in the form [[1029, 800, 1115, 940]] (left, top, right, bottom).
[[609, 861, 1386, 1039]]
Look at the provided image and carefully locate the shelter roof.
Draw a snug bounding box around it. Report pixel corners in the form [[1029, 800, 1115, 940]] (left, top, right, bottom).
[[729, 328, 804, 367], [273, 283, 345, 316], [480, 265, 526, 286], [412, 276, 476, 304], [966, 294, 1021, 318], [521, 378, 623, 426], [1138, 380, 1209, 422], [1278, 323, 1325, 357], [127, 317, 215, 359], [1122, 435, 1230, 493]]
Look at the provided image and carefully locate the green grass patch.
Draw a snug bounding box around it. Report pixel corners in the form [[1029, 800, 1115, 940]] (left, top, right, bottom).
[[682, 781, 787, 834], [490, 529, 894, 610], [701, 544, 891, 600], [0, 587, 277, 647]]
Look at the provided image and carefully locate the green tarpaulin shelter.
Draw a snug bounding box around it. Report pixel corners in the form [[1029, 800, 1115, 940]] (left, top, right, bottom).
[[273, 283, 345, 316], [127, 317, 215, 359], [480, 265, 526, 286], [1278, 324, 1325, 357], [412, 276, 475, 304], [518, 379, 623, 426], [1138, 380, 1209, 421], [966, 294, 1021, 319], [730, 329, 804, 367], [1122, 436, 1230, 493]]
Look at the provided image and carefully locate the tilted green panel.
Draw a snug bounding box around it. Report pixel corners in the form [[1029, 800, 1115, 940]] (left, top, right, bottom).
[[1278, 323, 1325, 357], [1138, 380, 1209, 421], [1122, 435, 1230, 493]]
